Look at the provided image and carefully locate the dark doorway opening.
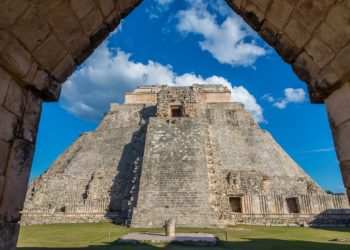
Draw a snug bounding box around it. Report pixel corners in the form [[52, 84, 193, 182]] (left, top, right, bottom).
[[229, 196, 242, 213], [171, 106, 182, 117], [286, 197, 300, 213]]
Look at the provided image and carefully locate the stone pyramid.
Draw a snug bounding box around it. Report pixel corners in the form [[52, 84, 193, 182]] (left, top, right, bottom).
[[22, 85, 350, 227]]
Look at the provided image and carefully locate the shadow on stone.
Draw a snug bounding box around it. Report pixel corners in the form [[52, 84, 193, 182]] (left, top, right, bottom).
[[105, 105, 156, 225]]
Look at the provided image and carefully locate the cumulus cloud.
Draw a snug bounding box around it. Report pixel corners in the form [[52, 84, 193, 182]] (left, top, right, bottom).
[[262, 88, 307, 109], [176, 0, 266, 67], [61, 43, 264, 122]]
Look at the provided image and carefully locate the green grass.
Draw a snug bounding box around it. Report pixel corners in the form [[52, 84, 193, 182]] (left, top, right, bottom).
[[18, 222, 350, 250]]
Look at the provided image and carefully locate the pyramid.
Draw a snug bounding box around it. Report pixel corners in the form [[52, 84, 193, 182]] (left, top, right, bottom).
[[22, 84, 350, 227]]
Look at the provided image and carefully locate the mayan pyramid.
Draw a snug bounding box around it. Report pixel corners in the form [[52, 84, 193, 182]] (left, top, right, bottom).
[[22, 84, 350, 227]]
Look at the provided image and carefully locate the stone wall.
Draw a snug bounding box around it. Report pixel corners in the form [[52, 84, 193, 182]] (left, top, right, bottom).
[[131, 117, 217, 227]]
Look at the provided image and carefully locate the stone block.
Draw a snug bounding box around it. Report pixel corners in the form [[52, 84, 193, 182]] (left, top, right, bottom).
[[91, 25, 109, 48], [275, 34, 300, 64], [22, 62, 38, 85], [81, 8, 104, 36], [70, 0, 95, 19], [4, 81, 25, 118], [52, 54, 76, 83], [70, 35, 92, 65], [0, 0, 29, 26], [0, 107, 18, 142], [259, 21, 278, 46], [332, 120, 350, 162], [0, 174, 5, 199], [305, 37, 335, 69], [33, 34, 67, 71], [0, 66, 11, 105], [266, 0, 293, 30], [285, 18, 311, 48], [32, 0, 64, 16], [118, 0, 142, 18], [106, 9, 122, 31], [225, 0, 246, 13], [292, 52, 320, 84], [310, 65, 340, 101], [0, 32, 31, 78], [241, 2, 265, 31], [249, 0, 271, 13], [97, 0, 115, 17], [20, 91, 42, 143], [295, 0, 334, 33], [331, 44, 350, 80], [12, 6, 50, 52], [0, 222, 20, 250], [325, 83, 350, 127], [340, 160, 350, 189], [321, 1, 350, 51], [0, 140, 10, 175], [0, 139, 34, 222], [32, 69, 62, 101], [46, 3, 83, 51]]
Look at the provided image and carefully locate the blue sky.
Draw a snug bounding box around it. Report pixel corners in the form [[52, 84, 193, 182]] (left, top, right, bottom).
[[31, 0, 344, 193]]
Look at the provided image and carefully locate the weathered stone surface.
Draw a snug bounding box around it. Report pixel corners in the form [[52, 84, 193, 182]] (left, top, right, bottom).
[[305, 37, 335, 69], [70, 0, 95, 19], [0, 108, 18, 142], [0, 140, 10, 175], [32, 69, 62, 101], [46, 3, 83, 51], [0, 0, 29, 26], [340, 161, 350, 189], [23, 85, 348, 228], [0, 139, 34, 222], [0, 222, 19, 250], [32, 0, 64, 16], [12, 6, 50, 52], [331, 120, 350, 162], [52, 54, 76, 83], [294, 0, 334, 33], [4, 81, 25, 117], [0, 32, 31, 78], [292, 52, 320, 85], [325, 82, 350, 127], [249, 0, 271, 13], [321, 1, 350, 51], [331, 44, 350, 80], [0, 67, 11, 105], [97, 0, 115, 17], [20, 91, 43, 143], [81, 8, 104, 36], [285, 18, 311, 48], [275, 34, 300, 64], [33, 34, 67, 71], [266, 0, 294, 29]]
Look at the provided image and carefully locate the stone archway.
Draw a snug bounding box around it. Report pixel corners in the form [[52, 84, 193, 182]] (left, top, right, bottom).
[[0, 0, 349, 248]]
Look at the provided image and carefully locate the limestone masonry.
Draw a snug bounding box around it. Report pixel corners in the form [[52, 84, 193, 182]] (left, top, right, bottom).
[[22, 85, 350, 227]]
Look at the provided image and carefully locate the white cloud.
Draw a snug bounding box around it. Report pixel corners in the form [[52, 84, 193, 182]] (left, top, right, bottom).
[[299, 147, 334, 154], [156, 0, 174, 5], [146, 0, 174, 19], [61, 43, 264, 123], [176, 0, 266, 67], [262, 88, 307, 109]]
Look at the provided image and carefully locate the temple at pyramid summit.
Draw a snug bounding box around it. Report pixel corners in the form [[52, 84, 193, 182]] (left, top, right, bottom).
[[22, 84, 350, 227]]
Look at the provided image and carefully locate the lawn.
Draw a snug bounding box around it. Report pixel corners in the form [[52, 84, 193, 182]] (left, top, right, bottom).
[[18, 222, 350, 250]]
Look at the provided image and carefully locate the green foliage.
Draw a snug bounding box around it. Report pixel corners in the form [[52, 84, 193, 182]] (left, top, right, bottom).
[[18, 222, 350, 250]]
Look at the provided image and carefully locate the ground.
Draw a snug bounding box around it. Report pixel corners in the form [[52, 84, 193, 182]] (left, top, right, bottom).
[[17, 222, 350, 250]]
